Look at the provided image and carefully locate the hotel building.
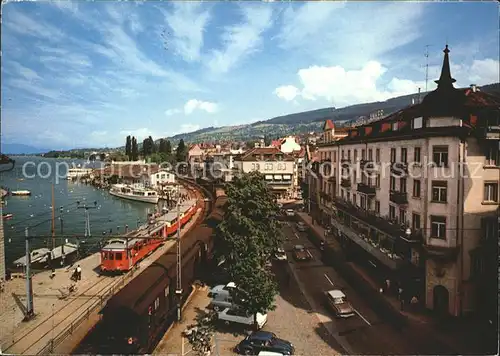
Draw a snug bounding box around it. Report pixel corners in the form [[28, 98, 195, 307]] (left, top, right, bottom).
[[308, 45, 499, 318]]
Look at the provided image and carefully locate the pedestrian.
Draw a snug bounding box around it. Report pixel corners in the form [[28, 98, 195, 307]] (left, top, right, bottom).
[[76, 265, 82, 281]]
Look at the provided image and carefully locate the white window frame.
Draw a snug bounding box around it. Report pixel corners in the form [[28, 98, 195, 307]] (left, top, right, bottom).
[[432, 181, 447, 203], [483, 182, 499, 203], [412, 117, 423, 129], [433, 146, 449, 167], [430, 216, 446, 239]]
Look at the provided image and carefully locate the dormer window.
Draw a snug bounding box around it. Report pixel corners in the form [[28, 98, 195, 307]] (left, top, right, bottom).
[[392, 122, 398, 131], [412, 117, 423, 129]]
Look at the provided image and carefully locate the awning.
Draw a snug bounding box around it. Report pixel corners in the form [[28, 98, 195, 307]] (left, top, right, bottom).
[[265, 175, 273, 180], [282, 174, 292, 180], [274, 175, 282, 180]]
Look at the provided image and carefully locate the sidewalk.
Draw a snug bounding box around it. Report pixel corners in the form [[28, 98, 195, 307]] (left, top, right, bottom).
[[296, 211, 492, 354]]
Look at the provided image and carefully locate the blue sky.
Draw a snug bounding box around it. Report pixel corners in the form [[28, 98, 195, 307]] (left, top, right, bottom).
[[1, 1, 499, 150]]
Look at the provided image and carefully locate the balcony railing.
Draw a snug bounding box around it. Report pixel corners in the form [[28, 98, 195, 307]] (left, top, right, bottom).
[[359, 159, 374, 170], [357, 182, 376, 196], [391, 162, 408, 176], [480, 125, 500, 140], [341, 178, 351, 188], [390, 190, 408, 205]]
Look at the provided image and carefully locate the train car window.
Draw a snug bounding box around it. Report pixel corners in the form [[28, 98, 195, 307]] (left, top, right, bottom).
[[109, 253, 114, 260], [102, 252, 108, 260], [115, 252, 122, 260]]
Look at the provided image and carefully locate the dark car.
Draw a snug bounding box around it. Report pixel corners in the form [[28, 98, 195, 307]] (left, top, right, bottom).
[[236, 331, 294, 355]]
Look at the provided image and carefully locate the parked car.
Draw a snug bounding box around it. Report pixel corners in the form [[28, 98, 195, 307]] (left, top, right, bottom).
[[325, 290, 355, 318], [217, 308, 267, 329], [236, 331, 295, 355], [292, 245, 312, 261], [296, 221, 307, 232], [208, 282, 236, 299], [285, 209, 295, 217], [210, 293, 241, 312], [274, 248, 287, 261]]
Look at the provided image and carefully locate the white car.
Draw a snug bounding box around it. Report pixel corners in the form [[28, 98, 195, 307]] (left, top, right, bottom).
[[274, 248, 287, 261], [210, 293, 239, 311], [208, 282, 236, 299], [285, 209, 295, 217], [296, 222, 307, 232], [217, 308, 268, 329]]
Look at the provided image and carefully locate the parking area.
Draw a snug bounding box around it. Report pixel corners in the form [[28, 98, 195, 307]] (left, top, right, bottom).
[[154, 261, 341, 355]]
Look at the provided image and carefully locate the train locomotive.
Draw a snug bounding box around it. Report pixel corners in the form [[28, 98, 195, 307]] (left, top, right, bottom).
[[86, 194, 227, 354], [100, 199, 198, 273]]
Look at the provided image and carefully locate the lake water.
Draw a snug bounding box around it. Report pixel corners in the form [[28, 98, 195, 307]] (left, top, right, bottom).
[[1, 157, 156, 265]]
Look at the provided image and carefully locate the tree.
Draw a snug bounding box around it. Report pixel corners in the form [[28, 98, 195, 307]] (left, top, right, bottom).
[[176, 139, 187, 162], [125, 135, 132, 160], [131, 137, 139, 161], [149, 136, 156, 154], [158, 139, 166, 154], [215, 171, 283, 328], [165, 140, 172, 155]]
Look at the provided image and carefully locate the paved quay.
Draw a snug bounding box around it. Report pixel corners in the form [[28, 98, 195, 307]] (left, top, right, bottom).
[[0, 190, 203, 355]]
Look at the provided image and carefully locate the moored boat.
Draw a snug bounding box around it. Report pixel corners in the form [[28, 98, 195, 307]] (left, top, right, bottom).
[[2, 213, 13, 220], [109, 184, 159, 204], [11, 190, 31, 196]]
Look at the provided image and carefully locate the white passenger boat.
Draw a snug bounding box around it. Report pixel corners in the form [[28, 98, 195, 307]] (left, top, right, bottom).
[[11, 190, 31, 196], [109, 184, 159, 204], [66, 167, 93, 180]]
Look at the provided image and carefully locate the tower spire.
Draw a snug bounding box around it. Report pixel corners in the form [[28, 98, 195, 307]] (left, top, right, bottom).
[[434, 44, 456, 89]]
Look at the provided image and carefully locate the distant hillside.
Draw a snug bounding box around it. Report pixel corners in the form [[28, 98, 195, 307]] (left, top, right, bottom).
[[165, 83, 499, 144], [1, 143, 50, 155]]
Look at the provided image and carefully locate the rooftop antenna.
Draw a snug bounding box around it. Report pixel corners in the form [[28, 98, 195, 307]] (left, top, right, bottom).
[[424, 44, 431, 92]]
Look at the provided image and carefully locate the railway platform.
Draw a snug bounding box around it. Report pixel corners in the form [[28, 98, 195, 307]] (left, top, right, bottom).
[[0, 195, 204, 354]]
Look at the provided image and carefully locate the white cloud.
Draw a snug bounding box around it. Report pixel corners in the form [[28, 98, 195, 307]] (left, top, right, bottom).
[[274, 85, 300, 101], [467, 59, 499, 86], [163, 3, 211, 62], [276, 2, 425, 66], [184, 99, 218, 114], [165, 108, 182, 116], [8, 61, 41, 81], [4, 7, 65, 41], [119, 128, 156, 141], [274, 61, 426, 107], [206, 5, 273, 74]]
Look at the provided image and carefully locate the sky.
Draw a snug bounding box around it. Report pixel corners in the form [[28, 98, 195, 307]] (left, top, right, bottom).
[[1, 1, 499, 150]]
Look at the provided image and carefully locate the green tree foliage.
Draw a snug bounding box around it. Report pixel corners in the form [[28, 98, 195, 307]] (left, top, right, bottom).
[[125, 135, 131, 160], [216, 171, 283, 327], [131, 137, 139, 161], [165, 140, 172, 155], [176, 139, 187, 162]]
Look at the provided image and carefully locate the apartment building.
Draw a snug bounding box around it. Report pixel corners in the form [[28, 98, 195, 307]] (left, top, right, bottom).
[[308, 45, 499, 319], [233, 147, 295, 199]]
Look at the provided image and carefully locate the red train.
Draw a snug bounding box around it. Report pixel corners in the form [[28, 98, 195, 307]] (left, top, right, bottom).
[[100, 199, 199, 273], [75, 192, 227, 355]]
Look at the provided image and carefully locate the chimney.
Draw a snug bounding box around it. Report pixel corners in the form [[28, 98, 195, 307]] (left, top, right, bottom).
[[470, 84, 477, 92]]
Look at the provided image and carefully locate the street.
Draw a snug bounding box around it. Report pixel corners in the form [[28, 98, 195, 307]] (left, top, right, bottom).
[[281, 218, 458, 355]]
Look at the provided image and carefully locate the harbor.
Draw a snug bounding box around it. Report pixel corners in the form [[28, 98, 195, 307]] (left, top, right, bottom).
[[0, 157, 183, 271]]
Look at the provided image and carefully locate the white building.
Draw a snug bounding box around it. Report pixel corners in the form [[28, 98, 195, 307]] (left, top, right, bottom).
[[279, 136, 301, 154], [149, 169, 176, 187]]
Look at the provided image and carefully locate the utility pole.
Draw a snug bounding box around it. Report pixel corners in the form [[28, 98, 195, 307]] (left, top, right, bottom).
[[24, 227, 34, 321], [175, 185, 182, 321], [77, 201, 97, 258], [51, 184, 55, 250], [425, 44, 431, 93]]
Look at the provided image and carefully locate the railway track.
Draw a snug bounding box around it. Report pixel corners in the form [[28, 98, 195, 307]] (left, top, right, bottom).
[[73, 178, 220, 355], [3, 178, 212, 355]]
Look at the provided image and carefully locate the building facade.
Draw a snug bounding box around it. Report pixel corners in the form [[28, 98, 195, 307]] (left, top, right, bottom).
[[308, 46, 499, 319], [233, 147, 295, 199], [149, 169, 176, 187]]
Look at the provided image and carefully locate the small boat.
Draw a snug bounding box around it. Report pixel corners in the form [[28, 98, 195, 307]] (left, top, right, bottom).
[[11, 190, 31, 196], [2, 213, 13, 219]]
